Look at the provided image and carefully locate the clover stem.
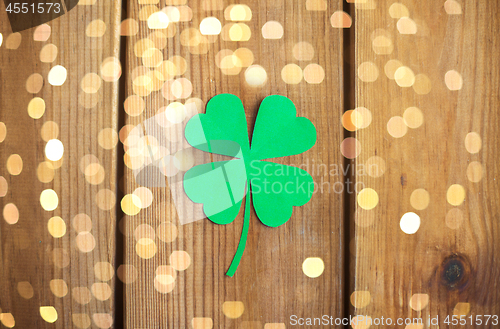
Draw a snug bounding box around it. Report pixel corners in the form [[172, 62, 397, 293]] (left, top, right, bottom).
[[226, 182, 251, 277]]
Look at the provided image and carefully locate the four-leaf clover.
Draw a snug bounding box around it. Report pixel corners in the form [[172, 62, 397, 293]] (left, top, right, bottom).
[[183, 94, 317, 276]]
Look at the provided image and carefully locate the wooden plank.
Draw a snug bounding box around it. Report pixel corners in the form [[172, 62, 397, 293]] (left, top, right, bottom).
[[0, 1, 122, 328], [352, 0, 500, 327], [120, 0, 346, 327]]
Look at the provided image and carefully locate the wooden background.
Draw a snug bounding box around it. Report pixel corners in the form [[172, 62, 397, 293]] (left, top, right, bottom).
[[0, 0, 498, 328]]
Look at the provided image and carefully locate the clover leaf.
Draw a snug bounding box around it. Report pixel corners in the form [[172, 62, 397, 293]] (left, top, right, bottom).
[[183, 94, 316, 276]]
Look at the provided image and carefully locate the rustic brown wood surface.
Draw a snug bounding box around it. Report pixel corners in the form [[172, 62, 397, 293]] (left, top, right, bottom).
[[120, 0, 345, 328], [1, 0, 500, 328], [0, 1, 122, 328], [352, 1, 500, 328]]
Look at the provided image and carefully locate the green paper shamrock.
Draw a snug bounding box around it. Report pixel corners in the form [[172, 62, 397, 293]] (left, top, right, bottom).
[[183, 94, 317, 276]]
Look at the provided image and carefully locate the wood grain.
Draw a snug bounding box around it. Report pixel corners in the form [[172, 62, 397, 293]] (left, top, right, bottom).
[[0, 1, 121, 328], [352, 1, 500, 327], [121, 0, 346, 328]]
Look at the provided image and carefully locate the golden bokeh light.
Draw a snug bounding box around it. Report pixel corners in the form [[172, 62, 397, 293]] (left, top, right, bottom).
[[95, 189, 116, 210], [142, 48, 163, 67], [5, 33, 21, 49], [192, 318, 214, 329], [163, 6, 181, 22], [98, 128, 119, 150], [222, 301, 245, 319], [394, 66, 415, 87], [350, 291, 371, 309], [372, 31, 393, 55], [3, 203, 19, 225], [148, 11, 170, 29], [397, 17, 417, 34], [50, 279, 68, 297], [342, 110, 357, 131], [293, 42, 314, 61], [91, 283, 112, 301], [72, 287, 92, 305], [26, 73, 44, 94], [170, 250, 191, 271], [387, 116, 408, 138], [453, 303, 470, 316], [45, 139, 64, 161], [261, 21, 283, 39], [389, 3, 409, 18], [31, 18, 51, 36], [136, 238, 157, 259], [101, 57, 122, 82], [306, 0, 327, 11], [94, 262, 114, 281], [410, 189, 430, 210], [403, 107, 424, 128], [134, 224, 156, 241], [133, 187, 153, 209], [264, 324, 286, 329], [302, 257, 325, 278], [281, 64, 303, 84], [225, 4, 252, 20], [120, 18, 139, 36], [0, 122, 5, 143], [48, 216, 66, 238], [409, 294, 429, 311], [357, 62, 378, 82], [222, 23, 251, 42], [467, 161, 483, 183], [0, 176, 7, 197], [445, 70, 463, 90], [52, 248, 70, 268], [352, 107, 372, 129], [72, 314, 91, 329], [157, 221, 178, 243], [134, 38, 155, 57], [330, 11, 352, 28], [28, 97, 46, 119], [447, 184, 465, 206], [81, 73, 102, 94], [7, 154, 23, 175], [303, 64, 325, 84], [40, 44, 58, 63], [40, 306, 58, 323], [233, 48, 254, 67], [245, 65, 267, 86], [464, 132, 481, 153], [40, 189, 59, 211], [139, 5, 158, 19], [76, 232, 96, 252], [117, 264, 138, 284], [48, 65, 67, 86], [445, 0, 462, 14], [0, 313, 15, 328], [200, 17, 222, 35], [400, 212, 421, 234], [357, 188, 379, 210], [92, 314, 113, 329], [124, 95, 145, 116], [340, 137, 361, 159], [41, 121, 59, 141], [413, 74, 432, 94]]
